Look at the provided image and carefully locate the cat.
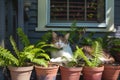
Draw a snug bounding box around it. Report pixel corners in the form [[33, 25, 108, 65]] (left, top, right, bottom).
[[50, 32, 73, 64]]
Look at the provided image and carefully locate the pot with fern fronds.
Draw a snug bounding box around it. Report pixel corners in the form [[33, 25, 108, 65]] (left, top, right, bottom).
[[59, 51, 84, 80], [108, 37, 120, 63], [31, 41, 59, 80], [99, 37, 120, 80], [75, 41, 104, 80], [0, 27, 55, 80], [0, 35, 35, 80]]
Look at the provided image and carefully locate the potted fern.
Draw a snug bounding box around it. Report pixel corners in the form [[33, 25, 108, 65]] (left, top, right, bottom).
[[0, 31, 35, 80], [108, 37, 120, 63], [59, 51, 84, 80], [75, 40, 104, 80], [97, 37, 120, 80], [32, 41, 59, 80]]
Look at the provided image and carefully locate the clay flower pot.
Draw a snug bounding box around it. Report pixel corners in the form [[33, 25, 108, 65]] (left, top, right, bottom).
[[35, 65, 59, 80], [60, 66, 83, 80], [8, 66, 33, 80], [102, 64, 120, 80], [82, 66, 104, 80]]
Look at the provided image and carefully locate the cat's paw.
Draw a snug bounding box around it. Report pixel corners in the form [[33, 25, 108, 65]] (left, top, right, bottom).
[[50, 57, 63, 63]]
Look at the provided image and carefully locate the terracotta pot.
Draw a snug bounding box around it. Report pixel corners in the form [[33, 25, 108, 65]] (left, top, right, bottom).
[[82, 66, 104, 80], [8, 66, 33, 80], [60, 66, 83, 80], [35, 65, 59, 80], [102, 64, 120, 80]]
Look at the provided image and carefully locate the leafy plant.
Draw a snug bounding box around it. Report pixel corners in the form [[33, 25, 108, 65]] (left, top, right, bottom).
[[108, 38, 120, 53], [0, 46, 19, 66], [17, 27, 30, 47], [69, 21, 86, 45], [0, 27, 55, 67], [74, 41, 103, 67], [79, 32, 95, 46], [61, 50, 85, 67]]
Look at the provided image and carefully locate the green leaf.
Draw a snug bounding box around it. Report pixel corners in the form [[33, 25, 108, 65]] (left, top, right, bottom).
[[32, 59, 48, 67]]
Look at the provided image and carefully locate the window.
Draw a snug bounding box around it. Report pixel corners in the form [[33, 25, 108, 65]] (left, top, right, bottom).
[[50, 0, 104, 23], [36, 0, 115, 32]]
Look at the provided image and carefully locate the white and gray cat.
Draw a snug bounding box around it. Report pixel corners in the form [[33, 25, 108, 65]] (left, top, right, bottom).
[[50, 32, 73, 63]]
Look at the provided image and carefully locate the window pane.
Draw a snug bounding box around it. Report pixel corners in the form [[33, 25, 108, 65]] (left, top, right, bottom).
[[69, 0, 85, 21], [50, 0, 105, 23], [86, 0, 105, 22], [50, 0, 67, 22]]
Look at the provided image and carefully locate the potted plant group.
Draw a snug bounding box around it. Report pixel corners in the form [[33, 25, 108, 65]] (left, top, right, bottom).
[[0, 27, 59, 80], [75, 40, 104, 80], [17, 27, 59, 80]]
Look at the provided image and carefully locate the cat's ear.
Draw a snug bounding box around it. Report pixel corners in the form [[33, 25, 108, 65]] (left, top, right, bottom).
[[64, 33, 70, 40], [52, 32, 57, 39]]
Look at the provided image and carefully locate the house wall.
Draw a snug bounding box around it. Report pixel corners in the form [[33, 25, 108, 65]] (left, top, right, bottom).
[[25, 0, 120, 44]]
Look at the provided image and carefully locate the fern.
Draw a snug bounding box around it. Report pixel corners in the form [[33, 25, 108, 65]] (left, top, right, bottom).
[[75, 46, 92, 66], [32, 58, 48, 67], [0, 27, 54, 67], [74, 41, 102, 67], [17, 27, 30, 47], [10, 36, 20, 59], [0, 47, 19, 66]]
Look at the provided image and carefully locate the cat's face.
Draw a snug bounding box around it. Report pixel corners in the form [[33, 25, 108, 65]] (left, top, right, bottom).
[[52, 32, 70, 49]]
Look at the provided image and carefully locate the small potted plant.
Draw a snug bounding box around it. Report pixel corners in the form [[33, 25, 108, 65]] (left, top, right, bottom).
[[0, 27, 36, 80], [99, 37, 120, 80], [32, 41, 59, 80], [59, 50, 84, 80], [75, 40, 104, 80], [108, 37, 120, 63]]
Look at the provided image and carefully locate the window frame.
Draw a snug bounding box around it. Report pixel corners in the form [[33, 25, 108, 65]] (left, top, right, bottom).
[[36, 0, 115, 32]]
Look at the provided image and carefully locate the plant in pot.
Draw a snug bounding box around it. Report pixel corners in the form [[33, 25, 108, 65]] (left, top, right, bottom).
[[108, 37, 120, 63], [75, 40, 104, 80], [0, 27, 53, 80], [0, 27, 59, 80], [32, 41, 59, 80], [59, 50, 84, 80], [0, 28, 36, 80], [17, 28, 59, 80], [99, 37, 120, 80], [92, 36, 120, 80]]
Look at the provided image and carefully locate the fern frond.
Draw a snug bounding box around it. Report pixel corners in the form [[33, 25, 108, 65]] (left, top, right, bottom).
[[10, 36, 20, 59], [75, 46, 92, 66], [32, 58, 48, 67], [35, 53, 50, 60], [0, 47, 19, 66], [17, 27, 30, 47]]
